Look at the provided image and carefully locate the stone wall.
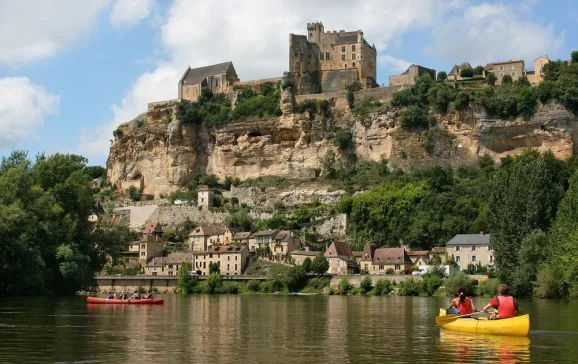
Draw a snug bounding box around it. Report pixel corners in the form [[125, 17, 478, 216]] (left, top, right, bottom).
[[353, 85, 407, 104], [321, 69, 358, 93], [329, 274, 422, 288], [294, 91, 347, 103]]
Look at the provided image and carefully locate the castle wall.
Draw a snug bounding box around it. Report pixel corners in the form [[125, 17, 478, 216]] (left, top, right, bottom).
[[289, 34, 320, 74], [322, 69, 358, 93], [295, 91, 347, 103], [181, 84, 200, 101]]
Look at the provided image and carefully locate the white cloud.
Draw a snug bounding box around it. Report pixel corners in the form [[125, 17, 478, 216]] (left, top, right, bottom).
[[429, 2, 565, 67], [79, 0, 452, 160], [109, 0, 154, 28], [0, 77, 59, 149], [378, 55, 411, 73], [0, 0, 110, 65]]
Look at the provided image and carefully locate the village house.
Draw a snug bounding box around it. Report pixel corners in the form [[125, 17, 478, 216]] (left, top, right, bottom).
[[144, 252, 193, 276], [485, 60, 525, 84], [446, 233, 493, 271], [193, 246, 249, 276], [389, 64, 436, 86], [324, 241, 359, 275], [143, 221, 163, 238], [208, 228, 236, 246], [407, 250, 431, 266], [187, 225, 222, 251], [526, 56, 550, 84], [359, 243, 412, 274], [197, 185, 214, 209], [137, 234, 165, 265], [429, 247, 447, 264], [249, 230, 279, 252], [178, 61, 239, 102], [447, 62, 472, 81], [232, 232, 252, 245], [290, 249, 319, 266], [269, 231, 302, 262]]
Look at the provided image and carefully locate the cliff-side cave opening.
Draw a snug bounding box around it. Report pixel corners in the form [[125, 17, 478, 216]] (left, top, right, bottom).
[[247, 131, 262, 137]]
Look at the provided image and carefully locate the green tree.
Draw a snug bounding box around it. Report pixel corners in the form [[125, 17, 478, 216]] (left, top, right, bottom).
[[311, 254, 329, 275], [437, 71, 447, 81], [84, 166, 106, 179], [514, 75, 531, 87], [206, 273, 223, 294], [401, 105, 429, 129], [302, 257, 312, 273], [571, 50, 578, 64], [334, 130, 353, 150], [320, 150, 337, 179], [209, 262, 220, 274], [486, 72, 497, 86], [177, 262, 197, 293], [502, 75, 513, 84], [338, 278, 351, 295], [360, 276, 373, 294], [516, 87, 538, 117], [473, 65, 485, 76], [226, 208, 253, 231], [459, 67, 474, 78], [373, 279, 393, 295]]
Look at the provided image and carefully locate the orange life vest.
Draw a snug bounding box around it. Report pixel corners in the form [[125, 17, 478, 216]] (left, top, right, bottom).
[[457, 297, 473, 315], [497, 296, 516, 318]]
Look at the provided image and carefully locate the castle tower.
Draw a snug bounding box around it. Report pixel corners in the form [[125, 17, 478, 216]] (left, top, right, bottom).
[[307, 22, 324, 45]]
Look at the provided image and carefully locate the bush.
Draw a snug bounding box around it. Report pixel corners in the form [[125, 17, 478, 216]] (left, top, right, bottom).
[[478, 278, 500, 297], [385, 268, 395, 275], [232, 83, 282, 120], [338, 278, 352, 295], [360, 276, 373, 294], [246, 280, 260, 292], [372, 279, 393, 296], [401, 105, 429, 130], [453, 91, 470, 110], [260, 279, 283, 293], [459, 67, 474, 78], [334, 130, 353, 150], [218, 281, 241, 294], [502, 75, 513, 84], [421, 274, 444, 296], [206, 273, 223, 294], [302, 257, 312, 273], [178, 91, 231, 127], [437, 71, 447, 81], [486, 72, 497, 86], [444, 272, 475, 297], [398, 278, 421, 296], [474, 66, 485, 76], [311, 254, 329, 275], [303, 277, 330, 292], [534, 265, 566, 298]]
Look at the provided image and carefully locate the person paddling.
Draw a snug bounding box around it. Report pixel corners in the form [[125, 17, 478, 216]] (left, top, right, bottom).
[[107, 291, 114, 299], [482, 284, 523, 319], [449, 285, 476, 317], [119, 291, 128, 300], [144, 290, 153, 299], [131, 290, 141, 300]]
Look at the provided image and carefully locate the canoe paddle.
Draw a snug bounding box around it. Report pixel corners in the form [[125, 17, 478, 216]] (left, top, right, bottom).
[[435, 311, 488, 326]]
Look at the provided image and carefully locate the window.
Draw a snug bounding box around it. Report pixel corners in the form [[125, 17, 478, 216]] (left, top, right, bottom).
[[141, 244, 145, 249], [379, 265, 384, 270], [320, 53, 324, 60], [228, 256, 230, 261], [140, 252, 145, 256], [235, 256, 238, 261], [309, 33, 312, 37], [227, 264, 230, 270], [511, 72, 516, 77], [342, 54, 345, 61], [201, 198, 204, 203], [352, 45, 356, 51], [500, 73, 504, 78], [344, 64, 347, 68], [168, 265, 173, 269], [203, 262, 206, 268], [395, 264, 401, 270], [352, 62, 355, 67], [499, 66, 504, 71], [490, 256, 494, 262], [235, 264, 238, 270], [455, 246, 461, 252], [294, 52, 297, 57], [352, 53, 356, 60], [341, 46, 345, 52], [456, 256, 461, 262], [471, 246, 477, 252], [512, 65, 515, 70], [471, 256, 477, 262], [152, 272, 157, 276], [215, 79, 219, 88], [326, 52, 330, 60]]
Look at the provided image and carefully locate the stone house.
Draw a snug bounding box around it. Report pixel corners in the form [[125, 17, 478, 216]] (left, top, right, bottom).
[[429, 247, 447, 264], [138, 234, 165, 265], [249, 230, 279, 252], [269, 231, 302, 262], [193, 245, 248, 276], [406, 250, 431, 266], [526, 56, 550, 84], [290, 250, 319, 266], [187, 225, 222, 251], [447, 62, 472, 81], [289, 22, 377, 93], [178, 61, 239, 102], [389, 64, 436, 86], [446, 233, 493, 271], [143, 221, 163, 238], [485, 60, 525, 84], [359, 244, 412, 274], [324, 241, 359, 275], [197, 185, 213, 209], [144, 252, 193, 276], [232, 232, 252, 245]]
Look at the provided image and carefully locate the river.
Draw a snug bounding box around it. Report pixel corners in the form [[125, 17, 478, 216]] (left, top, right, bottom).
[[0, 295, 577, 363]]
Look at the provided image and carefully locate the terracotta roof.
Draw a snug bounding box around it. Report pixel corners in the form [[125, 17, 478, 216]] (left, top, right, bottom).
[[189, 225, 221, 237], [352, 251, 363, 258], [372, 248, 412, 265], [274, 230, 296, 242], [446, 234, 490, 246], [324, 241, 353, 258], [252, 229, 279, 237], [406, 250, 430, 256], [491, 60, 524, 65], [143, 221, 162, 234], [180, 62, 233, 86], [232, 232, 252, 240], [290, 250, 319, 257], [195, 245, 247, 255], [146, 257, 166, 267]]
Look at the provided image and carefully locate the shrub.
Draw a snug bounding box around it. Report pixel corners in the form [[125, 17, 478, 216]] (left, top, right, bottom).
[[437, 71, 447, 81], [334, 130, 353, 150], [421, 274, 444, 296], [385, 268, 395, 275], [349, 287, 363, 295], [516, 87, 537, 117], [536, 81, 559, 104], [311, 254, 329, 275], [486, 72, 497, 86], [231, 83, 281, 120], [246, 280, 260, 292], [502, 75, 513, 84], [178, 91, 231, 126], [373, 279, 393, 296], [478, 278, 500, 297], [473, 66, 485, 76], [453, 91, 470, 110], [304, 277, 330, 292], [218, 281, 241, 294], [400, 105, 429, 130], [444, 272, 475, 297], [459, 67, 474, 78], [534, 265, 566, 298], [302, 258, 312, 272], [360, 276, 373, 294], [206, 273, 223, 294], [398, 278, 421, 296], [391, 88, 417, 107], [136, 120, 144, 128], [338, 278, 352, 295]]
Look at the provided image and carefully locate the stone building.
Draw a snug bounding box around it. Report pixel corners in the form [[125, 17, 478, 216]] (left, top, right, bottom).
[[193, 245, 249, 276], [324, 241, 358, 275], [484, 60, 525, 85], [447, 62, 472, 81], [289, 22, 377, 93], [526, 56, 550, 84], [446, 233, 494, 271], [197, 185, 213, 209], [358, 244, 412, 274], [269, 231, 302, 262], [178, 61, 239, 102], [389, 64, 436, 86], [144, 252, 193, 276]]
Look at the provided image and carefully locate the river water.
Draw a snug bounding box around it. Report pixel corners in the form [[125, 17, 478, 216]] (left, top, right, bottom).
[[1, 295, 577, 363]]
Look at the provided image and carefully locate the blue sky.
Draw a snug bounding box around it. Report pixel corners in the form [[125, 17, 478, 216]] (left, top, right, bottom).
[[0, 0, 576, 166]]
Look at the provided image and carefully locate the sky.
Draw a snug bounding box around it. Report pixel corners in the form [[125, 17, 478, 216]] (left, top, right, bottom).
[[0, 0, 576, 166]]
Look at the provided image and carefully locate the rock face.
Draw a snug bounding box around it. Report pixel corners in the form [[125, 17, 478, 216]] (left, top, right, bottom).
[[107, 95, 578, 197]]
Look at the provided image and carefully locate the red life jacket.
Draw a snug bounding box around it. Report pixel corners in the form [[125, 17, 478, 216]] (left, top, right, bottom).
[[457, 297, 473, 315], [497, 296, 516, 318]]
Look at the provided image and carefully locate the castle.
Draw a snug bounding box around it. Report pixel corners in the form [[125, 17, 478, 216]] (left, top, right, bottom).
[[178, 22, 377, 101]]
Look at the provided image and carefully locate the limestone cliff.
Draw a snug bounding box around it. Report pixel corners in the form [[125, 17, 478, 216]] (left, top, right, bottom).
[[107, 92, 578, 197]]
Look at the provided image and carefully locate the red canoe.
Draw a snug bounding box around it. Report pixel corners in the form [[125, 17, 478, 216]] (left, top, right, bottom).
[[86, 297, 164, 304]]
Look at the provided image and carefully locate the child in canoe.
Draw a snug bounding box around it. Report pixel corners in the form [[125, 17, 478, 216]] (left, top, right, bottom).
[[483, 284, 523, 319], [448, 285, 476, 317]]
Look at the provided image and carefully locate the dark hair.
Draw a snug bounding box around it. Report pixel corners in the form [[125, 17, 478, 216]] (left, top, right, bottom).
[[457, 285, 467, 303], [498, 284, 509, 295]]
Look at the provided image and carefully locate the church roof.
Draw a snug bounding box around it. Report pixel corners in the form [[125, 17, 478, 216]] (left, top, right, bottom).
[[180, 61, 233, 86]]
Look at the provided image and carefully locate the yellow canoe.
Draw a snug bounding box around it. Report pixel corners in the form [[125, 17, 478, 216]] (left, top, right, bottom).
[[437, 309, 530, 337]]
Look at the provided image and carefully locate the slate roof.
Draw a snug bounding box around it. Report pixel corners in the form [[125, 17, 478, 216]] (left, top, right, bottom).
[[274, 231, 295, 242], [430, 247, 447, 254], [335, 33, 359, 45], [406, 250, 430, 256], [194, 245, 246, 255], [446, 234, 491, 246], [180, 62, 233, 86], [232, 232, 252, 240], [372, 248, 412, 265], [491, 60, 524, 65], [253, 229, 279, 237]]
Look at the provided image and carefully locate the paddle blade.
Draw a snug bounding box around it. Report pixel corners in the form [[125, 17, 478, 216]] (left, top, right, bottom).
[[435, 314, 459, 326]]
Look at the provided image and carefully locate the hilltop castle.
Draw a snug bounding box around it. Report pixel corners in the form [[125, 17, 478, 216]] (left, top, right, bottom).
[[177, 22, 377, 101]]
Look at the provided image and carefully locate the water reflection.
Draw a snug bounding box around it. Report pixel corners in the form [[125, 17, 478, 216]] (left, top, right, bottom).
[[437, 330, 531, 363]]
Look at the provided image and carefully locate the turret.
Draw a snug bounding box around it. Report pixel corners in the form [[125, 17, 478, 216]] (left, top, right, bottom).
[[307, 22, 324, 44], [357, 30, 363, 43]]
